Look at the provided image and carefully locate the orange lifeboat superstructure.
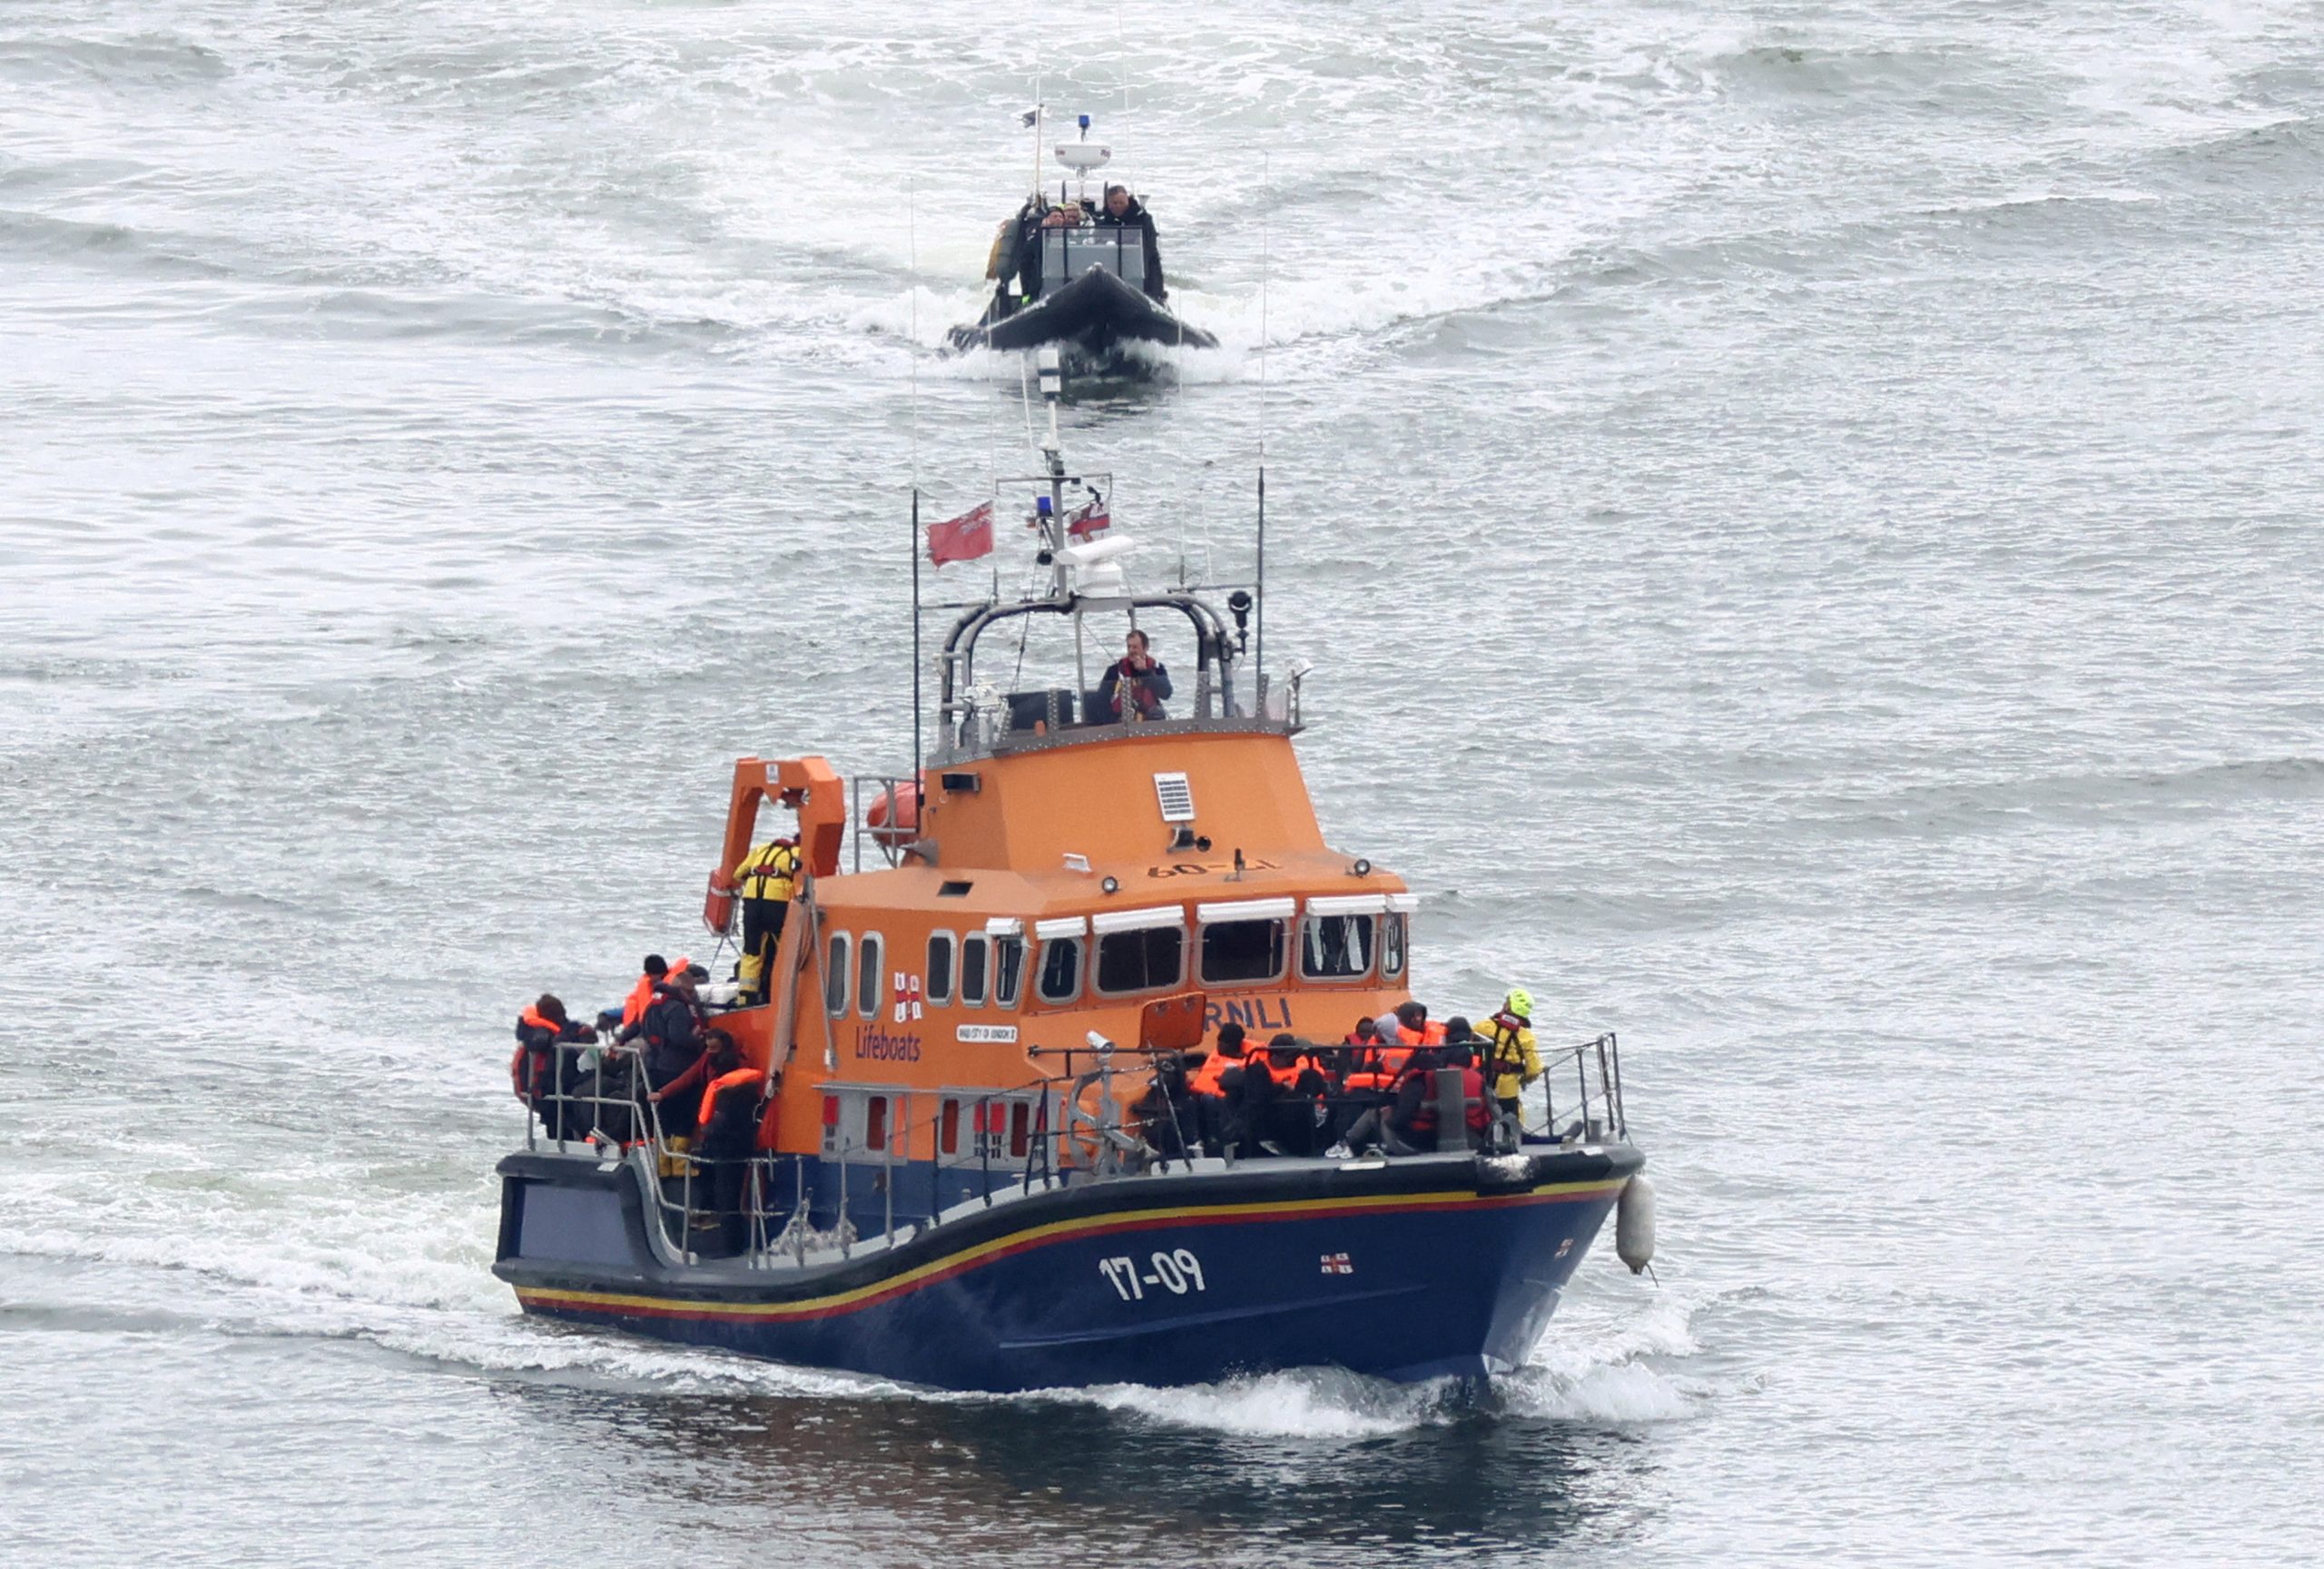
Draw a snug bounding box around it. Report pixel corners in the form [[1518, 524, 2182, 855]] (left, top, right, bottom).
[[699, 597, 1418, 1163]]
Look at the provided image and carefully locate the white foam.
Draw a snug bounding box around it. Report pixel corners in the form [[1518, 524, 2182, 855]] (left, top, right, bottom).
[[1051, 1367, 1456, 1438]]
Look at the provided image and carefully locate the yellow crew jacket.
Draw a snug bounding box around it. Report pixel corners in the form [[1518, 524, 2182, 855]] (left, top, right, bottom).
[[1482, 1013, 1543, 1102], [734, 840, 800, 903]]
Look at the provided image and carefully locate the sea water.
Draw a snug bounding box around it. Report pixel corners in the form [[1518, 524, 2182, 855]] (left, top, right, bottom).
[[3, 3, 2321, 1564]]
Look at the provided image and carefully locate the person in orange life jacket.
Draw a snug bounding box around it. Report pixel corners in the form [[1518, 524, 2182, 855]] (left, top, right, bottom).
[[511, 994, 595, 1130], [1394, 999, 1447, 1047], [650, 1024, 735, 1127], [1189, 1022, 1247, 1156], [1101, 628, 1172, 721], [1400, 1041, 1493, 1150], [1324, 1011, 1408, 1148], [628, 977, 706, 1136], [694, 1038, 763, 1253], [1335, 1045, 1443, 1158], [1249, 1034, 1331, 1157], [620, 955, 671, 1030], [1341, 1011, 1413, 1091]]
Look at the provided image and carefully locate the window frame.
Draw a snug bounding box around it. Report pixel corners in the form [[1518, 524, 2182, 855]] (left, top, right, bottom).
[[821, 1085, 910, 1166], [925, 930, 958, 1006], [993, 934, 1027, 1009], [960, 933, 990, 1007], [1093, 923, 1187, 997], [857, 931, 885, 1021], [1036, 935, 1085, 1005], [1199, 918, 1287, 986], [1299, 912, 1377, 983], [934, 1089, 1050, 1169], [824, 932, 852, 1017]]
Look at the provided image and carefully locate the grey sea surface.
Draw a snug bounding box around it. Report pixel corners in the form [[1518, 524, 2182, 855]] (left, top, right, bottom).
[[4, 2, 2321, 1564]]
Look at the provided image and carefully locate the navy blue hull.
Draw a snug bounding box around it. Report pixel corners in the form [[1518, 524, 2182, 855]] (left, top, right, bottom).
[[496, 1148, 1640, 1391]]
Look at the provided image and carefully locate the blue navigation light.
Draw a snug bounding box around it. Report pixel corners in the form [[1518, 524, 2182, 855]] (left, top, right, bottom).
[[1036, 496, 1055, 515], [1078, 114, 1091, 130]]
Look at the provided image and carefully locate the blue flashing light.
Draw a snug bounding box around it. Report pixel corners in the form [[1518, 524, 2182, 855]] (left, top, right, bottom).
[[1036, 496, 1055, 515], [1078, 114, 1091, 130]]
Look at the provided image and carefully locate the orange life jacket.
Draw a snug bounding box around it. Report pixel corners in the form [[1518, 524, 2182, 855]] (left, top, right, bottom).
[[512, 1009, 569, 1100], [621, 956, 692, 1027], [1258, 1055, 1307, 1090], [1344, 1041, 1414, 1092], [1190, 1050, 1244, 1097], [1405, 1065, 1490, 1136], [698, 1067, 761, 1129]]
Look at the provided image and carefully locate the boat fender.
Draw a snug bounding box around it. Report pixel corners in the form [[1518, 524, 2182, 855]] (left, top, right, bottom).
[[1616, 1173, 1656, 1276]]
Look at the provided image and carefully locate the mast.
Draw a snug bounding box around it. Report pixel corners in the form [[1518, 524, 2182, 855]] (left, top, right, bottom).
[[1255, 465, 1266, 686], [911, 488, 923, 786], [1036, 347, 1069, 597]]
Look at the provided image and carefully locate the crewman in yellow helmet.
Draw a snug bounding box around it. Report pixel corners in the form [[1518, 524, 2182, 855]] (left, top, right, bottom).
[[732, 834, 801, 1005], [1481, 988, 1543, 1122]]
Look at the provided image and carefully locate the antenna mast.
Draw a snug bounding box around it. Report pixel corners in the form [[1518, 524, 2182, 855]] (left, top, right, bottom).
[[1027, 84, 1045, 200], [1035, 347, 1070, 597]]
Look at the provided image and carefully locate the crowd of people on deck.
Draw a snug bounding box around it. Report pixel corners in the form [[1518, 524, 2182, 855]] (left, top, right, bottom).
[[512, 951, 771, 1248], [1132, 992, 1547, 1161], [517, 941, 1547, 1175]]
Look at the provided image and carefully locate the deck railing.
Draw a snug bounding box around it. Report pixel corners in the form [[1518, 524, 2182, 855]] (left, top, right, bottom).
[[514, 1027, 1629, 1267]]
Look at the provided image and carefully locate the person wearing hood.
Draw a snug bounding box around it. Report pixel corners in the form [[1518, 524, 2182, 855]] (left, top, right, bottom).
[[1481, 989, 1544, 1122], [1091, 183, 1167, 301]]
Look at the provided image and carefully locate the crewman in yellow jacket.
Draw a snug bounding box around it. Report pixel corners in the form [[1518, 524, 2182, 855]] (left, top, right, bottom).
[[733, 836, 801, 1005], [1481, 988, 1544, 1121]]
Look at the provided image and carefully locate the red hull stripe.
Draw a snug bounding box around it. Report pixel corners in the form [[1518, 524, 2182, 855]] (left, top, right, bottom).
[[517, 1178, 1625, 1327]]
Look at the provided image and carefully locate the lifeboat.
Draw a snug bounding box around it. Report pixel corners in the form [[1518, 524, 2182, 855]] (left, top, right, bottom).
[[490, 386, 1647, 1392]]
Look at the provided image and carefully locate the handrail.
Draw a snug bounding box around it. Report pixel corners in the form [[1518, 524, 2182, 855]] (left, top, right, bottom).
[[515, 1024, 1629, 1268]]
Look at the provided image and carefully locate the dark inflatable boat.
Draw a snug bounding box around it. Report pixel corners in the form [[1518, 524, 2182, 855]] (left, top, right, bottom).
[[948, 212, 1216, 360], [949, 265, 1217, 356]]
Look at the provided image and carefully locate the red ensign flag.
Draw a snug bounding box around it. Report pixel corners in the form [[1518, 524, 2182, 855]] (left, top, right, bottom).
[[926, 500, 995, 566], [1066, 500, 1110, 539]]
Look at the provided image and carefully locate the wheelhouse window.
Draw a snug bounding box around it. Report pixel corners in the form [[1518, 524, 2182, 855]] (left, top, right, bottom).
[[1092, 907, 1186, 997], [1037, 936, 1084, 1004], [824, 933, 852, 1016], [1096, 925, 1184, 995], [1301, 913, 1374, 981], [1197, 899, 1295, 985], [1202, 920, 1283, 983], [856, 932, 884, 1020], [993, 934, 1027, 1007], [1380, 912, 1407, 979], [926, 931, 957, 1005], [960, 933, 990, 1005]]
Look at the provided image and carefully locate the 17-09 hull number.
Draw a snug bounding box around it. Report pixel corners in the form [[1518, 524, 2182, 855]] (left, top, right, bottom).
[[1098, 1248, 1206, 1301]]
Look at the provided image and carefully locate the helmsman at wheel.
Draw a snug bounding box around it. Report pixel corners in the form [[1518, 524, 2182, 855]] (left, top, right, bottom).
[[730, 834, 800, 1005]]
